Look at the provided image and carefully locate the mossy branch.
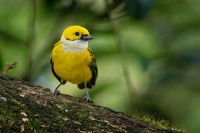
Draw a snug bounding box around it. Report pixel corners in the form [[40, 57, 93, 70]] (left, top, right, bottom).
[[0, 75, 184, 132]]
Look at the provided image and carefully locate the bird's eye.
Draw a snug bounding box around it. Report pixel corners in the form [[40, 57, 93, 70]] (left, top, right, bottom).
[[75, 32, 80, 36]]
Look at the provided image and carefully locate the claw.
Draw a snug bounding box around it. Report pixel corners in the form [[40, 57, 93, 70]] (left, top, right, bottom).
[[52, 89, 60, 95], [83, 96, 93, 103], [52, 82, 62, 96], [84, 87, 93, 102]]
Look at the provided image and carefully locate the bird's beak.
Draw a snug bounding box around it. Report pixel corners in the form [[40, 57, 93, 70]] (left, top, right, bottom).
[[82, 35, 93, 40]]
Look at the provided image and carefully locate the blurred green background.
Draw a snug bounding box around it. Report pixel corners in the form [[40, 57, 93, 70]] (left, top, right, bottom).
[[0, 0, 200, 132]]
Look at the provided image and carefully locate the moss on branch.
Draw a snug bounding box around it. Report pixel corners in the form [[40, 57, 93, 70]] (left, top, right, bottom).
[[0, 75, 184, 133]]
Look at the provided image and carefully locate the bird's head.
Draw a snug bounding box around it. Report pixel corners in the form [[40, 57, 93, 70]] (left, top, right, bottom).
[[61, 25, 93, 52]]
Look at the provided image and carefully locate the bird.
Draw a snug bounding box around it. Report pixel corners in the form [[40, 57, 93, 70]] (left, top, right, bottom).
[[50, 25, 98, 101]]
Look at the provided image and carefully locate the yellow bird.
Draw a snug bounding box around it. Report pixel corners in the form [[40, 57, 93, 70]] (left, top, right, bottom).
[[50, 25, 98, 101]]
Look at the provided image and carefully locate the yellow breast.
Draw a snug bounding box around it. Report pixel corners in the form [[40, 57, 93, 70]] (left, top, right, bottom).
[[51, 44, 92, 84]]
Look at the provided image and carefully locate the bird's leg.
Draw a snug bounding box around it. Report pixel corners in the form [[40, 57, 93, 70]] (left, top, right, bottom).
[[85, 87, 90, 99], [52, 79, 66, 95], [52, 82, 62, 95], [84, 87, 92, 102]]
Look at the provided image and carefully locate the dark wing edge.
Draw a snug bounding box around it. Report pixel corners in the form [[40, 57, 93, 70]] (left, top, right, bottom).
[[87, 48, 98, 88], [50, 54, 62, 82]]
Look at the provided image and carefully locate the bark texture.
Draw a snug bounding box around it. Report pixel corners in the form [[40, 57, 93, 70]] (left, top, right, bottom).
[[0, 75, 183, 133]]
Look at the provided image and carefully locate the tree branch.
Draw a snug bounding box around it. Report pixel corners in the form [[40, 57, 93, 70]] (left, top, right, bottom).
[[1, 62, 17, 75], [0, 75, 184, 132]]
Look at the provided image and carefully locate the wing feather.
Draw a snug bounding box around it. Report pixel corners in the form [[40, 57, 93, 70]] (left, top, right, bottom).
[[50, 55, 62, 82], [87, 48, 98, 87], [50, 41, 66, 83]]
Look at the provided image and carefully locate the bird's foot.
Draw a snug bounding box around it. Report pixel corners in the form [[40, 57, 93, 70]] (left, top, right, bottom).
[[52, 89, 60, 96], [83, 96, 93, 103]]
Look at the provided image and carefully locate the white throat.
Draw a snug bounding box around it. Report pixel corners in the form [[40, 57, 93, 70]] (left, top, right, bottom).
[[61, 35, 88, 53]]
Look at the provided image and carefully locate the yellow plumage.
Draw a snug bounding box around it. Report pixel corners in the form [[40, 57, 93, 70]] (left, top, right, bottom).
[[50, 25, 98, 100], [51, 42, 92, 84]]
